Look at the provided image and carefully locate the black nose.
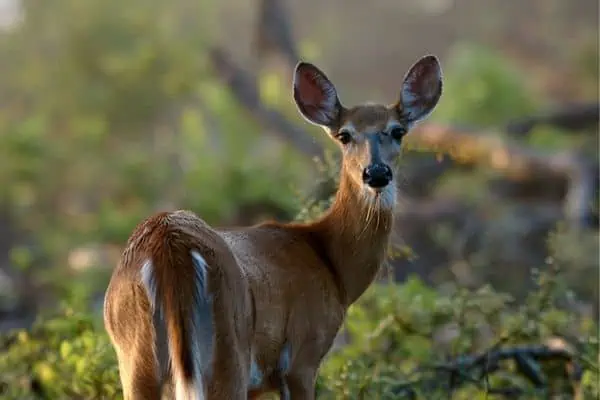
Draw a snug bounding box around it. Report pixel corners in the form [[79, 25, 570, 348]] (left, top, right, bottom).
[[362, 163, 393, 188]]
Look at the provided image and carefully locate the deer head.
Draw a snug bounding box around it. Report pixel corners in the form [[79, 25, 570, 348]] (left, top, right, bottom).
[[293, 55, 443, 209]]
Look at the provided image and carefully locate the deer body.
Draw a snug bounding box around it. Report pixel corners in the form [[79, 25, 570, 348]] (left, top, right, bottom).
[[104, 55, 442, 399]]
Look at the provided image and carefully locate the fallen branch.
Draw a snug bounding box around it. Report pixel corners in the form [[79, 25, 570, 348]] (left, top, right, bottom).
[[392, 339, 582, 398], [406, 123, 598, 228], [505, 102, 599, 135]]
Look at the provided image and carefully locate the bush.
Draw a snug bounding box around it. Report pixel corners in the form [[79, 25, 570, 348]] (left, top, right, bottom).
[[1, 247, 597, 399], [317, 268, 598, 399], [431, 43, 538, 126], [0, 306, 121, 399]]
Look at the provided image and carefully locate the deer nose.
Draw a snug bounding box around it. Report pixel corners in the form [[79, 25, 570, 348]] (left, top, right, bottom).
[[362, 163, 393, 189]]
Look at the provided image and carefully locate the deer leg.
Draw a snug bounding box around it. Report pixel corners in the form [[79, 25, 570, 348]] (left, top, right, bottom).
[[116, 344, 162, 400], [205, 345, 249, 400], [286, 371, 316, 400], [204, 303, 250, 399]]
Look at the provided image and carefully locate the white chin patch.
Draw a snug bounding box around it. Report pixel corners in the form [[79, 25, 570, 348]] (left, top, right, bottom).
[[366, 184, 396, 210]]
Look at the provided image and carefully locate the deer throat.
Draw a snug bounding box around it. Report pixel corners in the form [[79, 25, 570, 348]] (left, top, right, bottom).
[[316, 172, 395, 305]]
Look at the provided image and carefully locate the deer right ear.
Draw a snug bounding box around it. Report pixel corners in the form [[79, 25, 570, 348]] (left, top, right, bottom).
[[293, 62, 341, 128]]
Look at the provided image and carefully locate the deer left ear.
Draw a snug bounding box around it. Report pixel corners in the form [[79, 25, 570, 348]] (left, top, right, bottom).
[[399, 55, 443, 124]]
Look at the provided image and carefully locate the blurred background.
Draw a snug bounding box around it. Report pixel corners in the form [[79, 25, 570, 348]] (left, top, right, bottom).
[[0, 0, 598, 398]]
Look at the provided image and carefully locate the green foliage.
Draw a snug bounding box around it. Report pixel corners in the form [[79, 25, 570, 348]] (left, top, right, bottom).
[[432, 43, 538, 126], [545, 224, 600, 308], [316, 267, 598, 399], [1, 264, 596, 399], [0, 0, 304, 297], [0, 306, 120, 399], [294, 150, 340, 222]]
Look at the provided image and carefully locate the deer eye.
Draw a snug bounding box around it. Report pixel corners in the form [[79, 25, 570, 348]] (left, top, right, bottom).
[[335, 130, 353, 145], [389, 126, 407, 141]]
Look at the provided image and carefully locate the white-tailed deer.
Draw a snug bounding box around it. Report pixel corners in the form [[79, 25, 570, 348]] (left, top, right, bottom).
[[103, 55, 443, 399]]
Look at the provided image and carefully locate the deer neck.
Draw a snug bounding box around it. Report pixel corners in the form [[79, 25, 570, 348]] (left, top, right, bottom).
[[315, 167, 395, 306]]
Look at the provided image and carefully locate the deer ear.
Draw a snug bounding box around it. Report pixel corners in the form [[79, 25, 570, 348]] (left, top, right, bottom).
[[293, 62, 341, 127], [399, 55, 443, 124]]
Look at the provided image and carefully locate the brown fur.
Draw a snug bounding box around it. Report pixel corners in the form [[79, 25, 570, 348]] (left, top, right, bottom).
[[103, 56, 442, 399]]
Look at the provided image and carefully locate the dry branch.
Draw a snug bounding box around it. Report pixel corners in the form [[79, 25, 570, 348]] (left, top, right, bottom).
[[392, 340, 582, 398], [254, 0, 299, 66], [406, 123, 598, 228], [505, 102, 599, 135], [207, 47, 325, 160]]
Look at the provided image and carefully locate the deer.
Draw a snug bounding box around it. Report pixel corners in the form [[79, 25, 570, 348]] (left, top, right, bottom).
[[103, 54, 443, 400]]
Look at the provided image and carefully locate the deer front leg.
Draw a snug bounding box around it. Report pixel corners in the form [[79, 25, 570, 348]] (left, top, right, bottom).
[[285, 370, 317, 400]]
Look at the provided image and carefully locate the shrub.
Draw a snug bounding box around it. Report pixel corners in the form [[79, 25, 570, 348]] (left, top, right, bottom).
[[317, 267, 598, 399], [1, 246, 597, 399], [0, 305, 121, 399]]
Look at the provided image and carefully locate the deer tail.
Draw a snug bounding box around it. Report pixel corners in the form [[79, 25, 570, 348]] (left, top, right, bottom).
[[141, 244, 213, 400]]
